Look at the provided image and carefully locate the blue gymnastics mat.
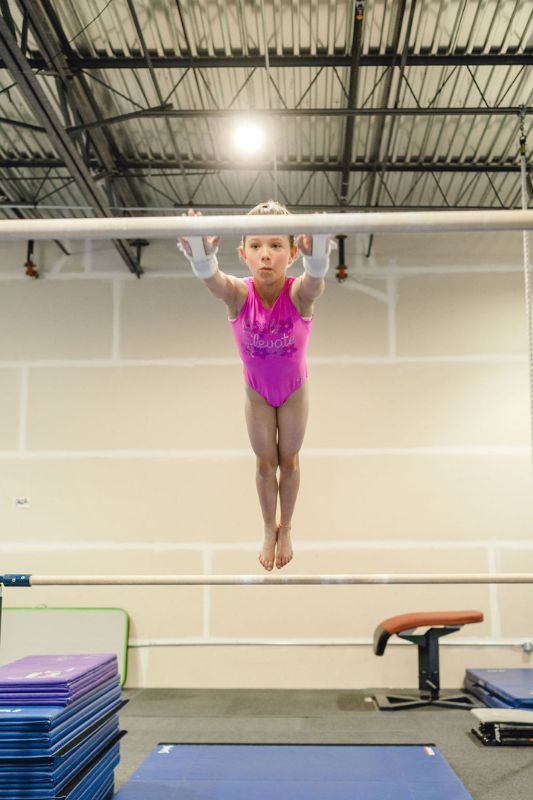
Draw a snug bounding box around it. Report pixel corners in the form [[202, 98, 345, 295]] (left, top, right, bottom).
[[114, 743, 473, 800], [464, 668, 533, 708]]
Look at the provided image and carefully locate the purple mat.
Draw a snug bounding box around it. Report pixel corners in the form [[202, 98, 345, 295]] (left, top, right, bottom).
[[0, 655, 118, 706]]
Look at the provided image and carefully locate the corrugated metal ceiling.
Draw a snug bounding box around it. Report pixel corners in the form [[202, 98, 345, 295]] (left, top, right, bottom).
[[0, 0, 531, 227]]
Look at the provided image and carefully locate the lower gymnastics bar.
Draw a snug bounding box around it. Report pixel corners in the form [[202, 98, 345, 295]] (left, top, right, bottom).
[[0, 209, 532, 241], [2, 573, 533, 586]]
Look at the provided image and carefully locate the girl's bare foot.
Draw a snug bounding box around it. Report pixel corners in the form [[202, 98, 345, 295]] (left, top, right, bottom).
[[275, 523, 293, 569], [259, 527, 277, 571]]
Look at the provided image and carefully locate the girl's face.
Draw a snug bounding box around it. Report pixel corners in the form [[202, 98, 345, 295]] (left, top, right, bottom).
[[239, 235, 298, 283]]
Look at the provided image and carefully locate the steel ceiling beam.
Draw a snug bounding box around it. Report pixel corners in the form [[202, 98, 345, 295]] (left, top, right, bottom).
[[4, 0, 141, 274], [0, 54, 530, 70], [1, 106, 522, 136], [364, 0, 411, 211], [0, 158, 522, 174], [0, 16, 138, 273], [339, 2, 365, 204], [15, 0, 145, 203]]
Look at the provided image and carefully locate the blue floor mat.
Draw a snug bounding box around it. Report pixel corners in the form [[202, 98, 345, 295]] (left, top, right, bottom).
[[114, 743, 473, 800]]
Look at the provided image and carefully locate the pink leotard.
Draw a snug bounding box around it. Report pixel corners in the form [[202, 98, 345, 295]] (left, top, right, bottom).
[[230, 277, 313, 407]]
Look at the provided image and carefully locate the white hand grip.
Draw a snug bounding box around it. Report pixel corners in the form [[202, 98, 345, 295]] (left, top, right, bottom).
[[178, 236, 218, 279], [188, 236, 208, 260], [311, 234, 328, 259], [302, 234, 331, 278]]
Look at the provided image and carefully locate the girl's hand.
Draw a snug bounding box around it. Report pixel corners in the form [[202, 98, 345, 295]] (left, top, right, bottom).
[[296, 233, 314, 256], [178, 208, 220, 257]]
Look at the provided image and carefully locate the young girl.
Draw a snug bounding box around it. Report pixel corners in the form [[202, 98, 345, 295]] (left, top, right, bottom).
[[178, 201, 331, 571]]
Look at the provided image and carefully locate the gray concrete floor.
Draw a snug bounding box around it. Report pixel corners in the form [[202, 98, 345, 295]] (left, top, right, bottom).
[[116, 689, 533, 799]]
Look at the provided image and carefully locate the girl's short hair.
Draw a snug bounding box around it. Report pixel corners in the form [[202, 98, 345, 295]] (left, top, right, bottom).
[[243, 200, 295, 248]]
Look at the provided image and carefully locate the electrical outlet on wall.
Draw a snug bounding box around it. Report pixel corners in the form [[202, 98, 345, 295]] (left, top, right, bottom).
[[14, 496, 31, 509]]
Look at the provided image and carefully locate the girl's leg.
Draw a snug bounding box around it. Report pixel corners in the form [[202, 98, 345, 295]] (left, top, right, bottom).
[[244, 385, 279, 571], [275, 383, 309, 569]]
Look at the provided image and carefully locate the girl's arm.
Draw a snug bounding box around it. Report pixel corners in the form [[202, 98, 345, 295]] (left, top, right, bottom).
[[178, 211, 247, 316], [291, 233, 331, 315], [203, 269, 247, 316]]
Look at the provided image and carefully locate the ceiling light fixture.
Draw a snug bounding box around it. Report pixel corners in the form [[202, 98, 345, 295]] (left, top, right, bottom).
[[233, 122, 264, 155]]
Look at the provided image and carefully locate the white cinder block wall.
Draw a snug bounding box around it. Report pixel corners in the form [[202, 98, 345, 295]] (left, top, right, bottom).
[[1, 229, 532, 689]]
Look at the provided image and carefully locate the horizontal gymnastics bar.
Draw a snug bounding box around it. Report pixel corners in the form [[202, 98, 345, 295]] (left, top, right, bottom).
[[0, 209, 532, 241], [2, 573, 533, 586]]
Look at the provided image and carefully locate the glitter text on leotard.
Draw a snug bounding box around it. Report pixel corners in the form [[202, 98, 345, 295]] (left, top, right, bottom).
[[242, 316, 298, 359]]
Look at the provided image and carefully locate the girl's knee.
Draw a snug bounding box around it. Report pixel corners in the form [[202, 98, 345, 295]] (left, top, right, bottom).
[[256, 455, 278, 479], [279, 453, 299, 475]]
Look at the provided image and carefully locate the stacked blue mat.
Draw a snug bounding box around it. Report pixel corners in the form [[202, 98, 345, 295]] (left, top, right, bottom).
[[464, 668, 533, 709], [0, 653, 124, 800]]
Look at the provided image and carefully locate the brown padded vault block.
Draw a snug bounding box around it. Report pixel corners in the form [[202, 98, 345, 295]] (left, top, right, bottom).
[[373, 610, 484, 656]]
